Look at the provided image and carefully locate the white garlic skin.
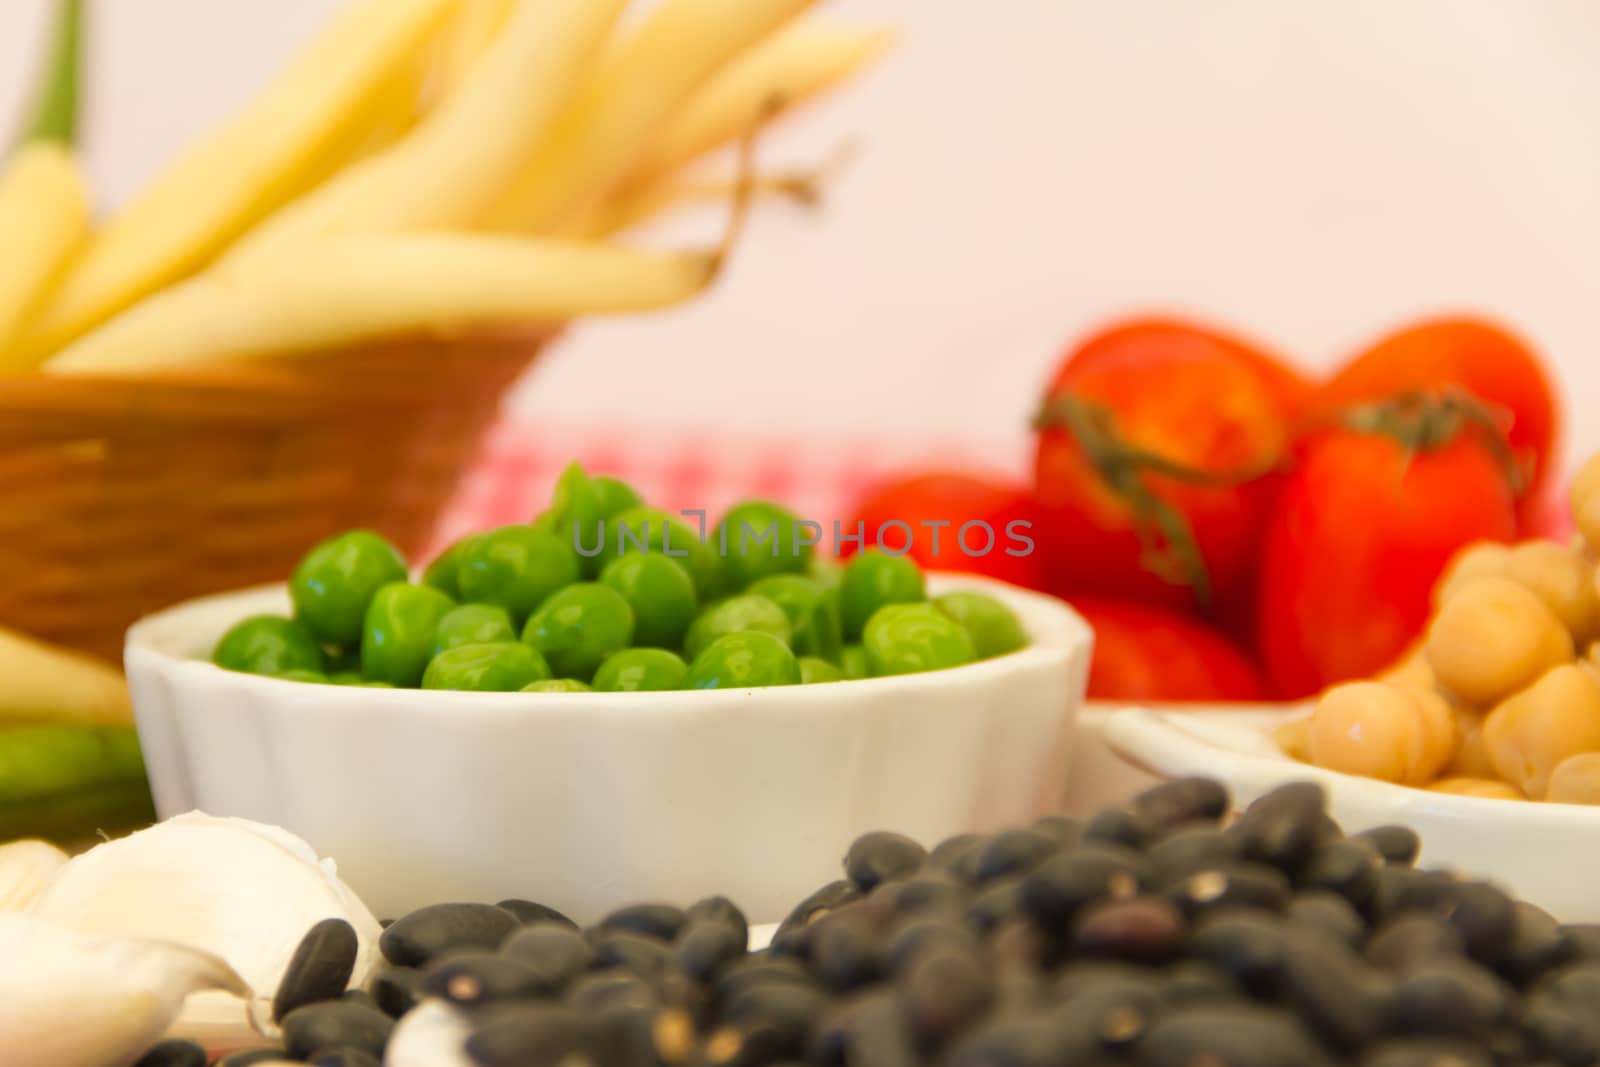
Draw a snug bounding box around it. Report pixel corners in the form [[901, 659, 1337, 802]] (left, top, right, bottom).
[[0, 839, 68, 912]]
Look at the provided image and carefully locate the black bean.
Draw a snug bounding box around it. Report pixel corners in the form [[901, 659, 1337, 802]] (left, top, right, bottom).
[[463, 1003, 589, 1067], [946, 1017, 1068, 1067], [1132, 777, 1230, 829], [772, 880, 861, 956], [499, 921, 596, 994], [1397, 879, 1517, 967], [1521, 992, 1600, 1067], [1366, 913, 1467, 974], [675, 918, 747, 982], [882, 913, 980, 975], [273, 917, 359, 1022], [132, 1039, 207, 1067], [973, 828, 1061, 883], [1384, 960, 1512, 1041], [685, 895, 749, 946], [1229, 782, 1328, 872], [1071, 897, 1186, 963], [1298, 839, 1381, 910], [379, 902, 519, 966], [1019, 845, 1148, 930], [213, 1051, 292, 1067], [1053, 965, 1165, 1054], [1353, 825, 1422, 868], [721, 979, 829, 1060], [1288, 890, 1368, 950], [830, 989, 921, 1067], [879, 872, 967, 917], [1136, 1003, 1334, 1067], [1145, 826, 1243, 888], [419, 951, 543, 1007], [1187, 912, 1292, 994], [929, 832, 983, 874], [599, 902, 687, 942], [495, 899, 577, 929], [341, 989, 376, 1009], [1504, 901, 1569, 985], [1280, 936, 1390, 1051], [967, 876, 1027, 935], [900, 946, 993, 1048], [281, 1002, 394, 1060], [1163, 959, 1239, 1004], [1558, 924, 1600, 963], [1168, 862, 1291, 918], [1031, 814, 1084, 847], [565, 969, 657, 1014], [309, 1050, 381, 1067], [809, 911, 881, 993], [1082, 806, 1157, 850], [590, 928, 673, 977], [1536, 962, 1600, 1012], [843, 830, 927, 892], [988, 919, 1050, 1008], [1358, 1038, 1493, 1067], [717, 955, 819, 1000], [369, 966, 422, 1019]]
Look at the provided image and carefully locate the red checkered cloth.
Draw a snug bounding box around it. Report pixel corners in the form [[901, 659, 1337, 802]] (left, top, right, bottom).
[[427, 417, 1032, 558]]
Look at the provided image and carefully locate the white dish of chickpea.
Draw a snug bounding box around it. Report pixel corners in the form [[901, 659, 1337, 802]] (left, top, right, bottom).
[[1102, 704, 1600, 923]]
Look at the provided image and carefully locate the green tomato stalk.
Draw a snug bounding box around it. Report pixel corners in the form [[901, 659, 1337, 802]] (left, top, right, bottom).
[[16, 0, 86, 149]]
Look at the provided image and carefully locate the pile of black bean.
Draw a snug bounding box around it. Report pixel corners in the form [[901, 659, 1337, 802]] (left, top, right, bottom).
[[134, 779, 1600, 1066]]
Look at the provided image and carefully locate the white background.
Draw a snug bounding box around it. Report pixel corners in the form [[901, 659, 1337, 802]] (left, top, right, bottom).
[[2, 0, 1597, 474]]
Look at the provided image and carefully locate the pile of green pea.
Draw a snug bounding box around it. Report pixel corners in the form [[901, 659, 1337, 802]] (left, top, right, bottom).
[[210, 463, 1029, 693]]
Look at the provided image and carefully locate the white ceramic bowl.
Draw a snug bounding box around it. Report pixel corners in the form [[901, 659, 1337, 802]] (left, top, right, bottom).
[[125, 574, 1091, 924], [1102, 705, 1600, 922]]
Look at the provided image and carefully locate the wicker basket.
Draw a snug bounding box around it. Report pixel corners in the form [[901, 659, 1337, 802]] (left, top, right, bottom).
[[0, 331, 554, 663]]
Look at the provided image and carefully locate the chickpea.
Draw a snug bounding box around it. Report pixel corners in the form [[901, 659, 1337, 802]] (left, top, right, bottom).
[[1570, 453, 1600, 554], [1503, 540, 1600, 646], [1428, 777, 1524, 801], [1546, 752, 1600, 805], [1483, 663, 1600, 799], [1274, 716, 1312, 762], [1425, 577, 1573, 707], [1446, 703, 1497, 780], [1378, 646, 1434, 690], [1309, 682, 1453, 785], [1433, 540, 1512, 607]]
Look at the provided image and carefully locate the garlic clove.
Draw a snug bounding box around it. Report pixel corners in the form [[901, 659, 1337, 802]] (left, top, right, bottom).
[[32, 811, 382, 1042], [0, 913, 248, 1067], [385, 999, 474, 1067], [0, 839, 68, 911]]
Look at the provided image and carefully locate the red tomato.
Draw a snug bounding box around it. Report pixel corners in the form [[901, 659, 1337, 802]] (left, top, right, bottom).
[[1072, 597, 1268, 702], [1032, 327, 1291, 612], [1065, 317, 1314, 420], [844, 471, 1045, 588], [1255, 400, 1519, 700], [1314, 317, 1560, 528]]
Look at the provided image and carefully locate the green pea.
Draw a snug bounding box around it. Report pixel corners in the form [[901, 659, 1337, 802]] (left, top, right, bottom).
[[599, 553, 698, 649], [522, 678, 593, 693], [290, 530, 409, 645], [435, 603, 517, 654], [934, 591, 1028, 659], [421, 532, 485, 600], [840, 644, 870, 680], [361, 582, 456, 687], [545, 463, 644, 578], [683, 595, 791, 661], [456, 524, 580, 624], [838, 549, 926, 641], [684, 632, 801, 690], [605, 507, 718, 596], [325, 646, 361, 675], [422, 643, 551, 692], [798, 657, 845, 684], [808, 554, 844, 589], [593, 648, 689, 692], [330, 672, 366, 686], [713, 500, 812, 590], [364, 681, 396, 688], [747, 574, 842, 662], [213, 615, 325, 676], [521, 583, 635, 682], [863, 603, 977, 676], [275, 669, 329, 684]]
